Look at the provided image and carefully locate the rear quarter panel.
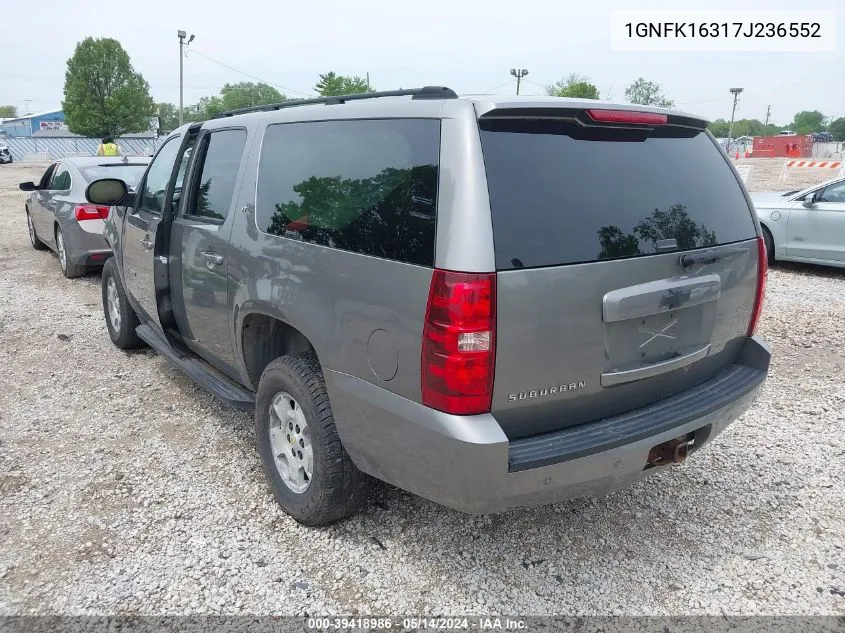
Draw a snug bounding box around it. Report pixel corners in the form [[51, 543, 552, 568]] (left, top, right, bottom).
[[227, 119, 434, 401]]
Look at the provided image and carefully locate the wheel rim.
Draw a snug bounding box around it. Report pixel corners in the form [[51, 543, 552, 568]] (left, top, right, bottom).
[[268, 391, 313, 494], [106, 276, 121, 332], [56, 229, 67, 270], [27, 213, 36, 246]]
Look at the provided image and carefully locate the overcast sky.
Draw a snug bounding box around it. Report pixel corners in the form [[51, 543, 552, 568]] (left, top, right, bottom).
[[1, 0, 842, 125]]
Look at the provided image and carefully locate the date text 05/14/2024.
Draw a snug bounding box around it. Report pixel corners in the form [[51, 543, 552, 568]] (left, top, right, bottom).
[[307, 617, 527, 630]]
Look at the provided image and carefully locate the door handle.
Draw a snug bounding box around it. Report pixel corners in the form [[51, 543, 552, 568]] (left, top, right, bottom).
[[140, 237, 153, 251], [201, 251, 224, 266]]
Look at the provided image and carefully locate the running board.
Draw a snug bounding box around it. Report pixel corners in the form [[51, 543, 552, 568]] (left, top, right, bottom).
[[135, 324, 255, 409]]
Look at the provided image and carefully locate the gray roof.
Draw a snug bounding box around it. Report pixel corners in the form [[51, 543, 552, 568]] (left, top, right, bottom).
[[174, 94, 707, 133]]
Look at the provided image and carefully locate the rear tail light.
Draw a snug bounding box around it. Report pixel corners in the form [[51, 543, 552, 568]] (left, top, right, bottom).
[[421, 269, 496, 415], [74, 205, 110, 221], [586, 109, 668, 125], [747, 236, 767, 336]]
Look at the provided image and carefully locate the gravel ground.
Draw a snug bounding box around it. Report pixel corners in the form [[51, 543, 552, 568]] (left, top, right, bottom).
[[0, 160, 843, 617]]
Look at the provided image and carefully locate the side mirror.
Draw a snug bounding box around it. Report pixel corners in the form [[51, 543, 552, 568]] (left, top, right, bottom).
[[802, 191, 821, 208], [86, 178, 129, 206], [19, 182, 37, 192]]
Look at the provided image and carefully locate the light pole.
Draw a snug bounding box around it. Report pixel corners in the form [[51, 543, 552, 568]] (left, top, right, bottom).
[[727, 87, 744, 144], [510, 68, 529, 95], [178, 30, 195, 127]]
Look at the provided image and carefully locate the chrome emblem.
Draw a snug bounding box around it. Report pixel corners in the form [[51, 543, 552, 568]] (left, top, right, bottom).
[[639, 319, 678, 348], [507, 380, 586, 402]]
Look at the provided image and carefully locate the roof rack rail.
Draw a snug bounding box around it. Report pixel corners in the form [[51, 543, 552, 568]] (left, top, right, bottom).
[[214, 86, 458, 118]]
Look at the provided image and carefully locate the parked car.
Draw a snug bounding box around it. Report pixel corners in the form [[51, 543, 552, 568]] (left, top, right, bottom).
[[752, 176, 845, 268], [85, 88, 771, 525], [0, 143, 11, 164], [19, 157, 151, 277]]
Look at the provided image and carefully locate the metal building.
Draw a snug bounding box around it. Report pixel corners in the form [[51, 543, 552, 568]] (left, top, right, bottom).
[[0, 110, 66, 137]]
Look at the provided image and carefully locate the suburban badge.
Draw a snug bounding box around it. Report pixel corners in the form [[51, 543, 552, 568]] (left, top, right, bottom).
[[508, 380, 587, 401]]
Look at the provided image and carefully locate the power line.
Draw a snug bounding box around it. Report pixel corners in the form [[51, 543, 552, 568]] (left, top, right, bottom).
[[522, 78, 548, 89], [188, 49, 315, 98], [675, 96, 733, 106], [478, 79, 516, 94]]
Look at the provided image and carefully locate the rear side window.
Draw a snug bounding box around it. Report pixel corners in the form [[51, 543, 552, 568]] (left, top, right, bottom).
[[256, 119, 439, 267], [187, 129, 247, 222], [50, 164, 71, 190], [479, 119, 757, 270]]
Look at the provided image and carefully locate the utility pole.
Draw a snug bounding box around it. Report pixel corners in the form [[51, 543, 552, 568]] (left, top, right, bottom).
[[764, 105, 772, 127], [178, 30, 195, 127], [727, 87, 744, 143], [366, 72, 370, 92], [510, 68, 529, 95], [23, 99, 32, 115]]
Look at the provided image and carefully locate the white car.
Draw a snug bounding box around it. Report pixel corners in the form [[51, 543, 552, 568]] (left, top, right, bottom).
[[751, 176, 845, 268]]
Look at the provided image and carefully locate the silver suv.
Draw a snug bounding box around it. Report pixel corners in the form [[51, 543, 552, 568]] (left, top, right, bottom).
[[86, 87, 771, 525]]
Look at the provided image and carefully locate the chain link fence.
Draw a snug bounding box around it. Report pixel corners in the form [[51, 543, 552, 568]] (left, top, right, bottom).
[[1, 136, 162, 161]]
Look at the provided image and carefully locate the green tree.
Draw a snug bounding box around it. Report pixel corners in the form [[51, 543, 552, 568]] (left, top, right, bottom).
[[315, 72, 371, 97], [155, 102, 179, 132], [62, 37, 154, 138], [546, 74, 600, 99], [0, 105, 17, 118], [707, 119, 730, 137], [790, 110, 825, 135], [624, 78, 674, 108], [194, 95, 223, 119], [216, 82, 284, 112], [829, 117, 845, 142]]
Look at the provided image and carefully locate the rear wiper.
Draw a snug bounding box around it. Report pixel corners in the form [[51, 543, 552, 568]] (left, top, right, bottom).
[[679, 246, 749, 269]]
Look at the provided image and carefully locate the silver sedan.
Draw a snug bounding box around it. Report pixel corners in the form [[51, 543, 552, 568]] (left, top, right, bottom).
[[20, 156, 150, 278], [751, 176, 845, 269]]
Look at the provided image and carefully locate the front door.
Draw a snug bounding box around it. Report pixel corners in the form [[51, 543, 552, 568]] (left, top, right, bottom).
[[786, 180, 845, 263], [122, 134, 195, 326], [171, 128, 248, 369], [31, 164, 57, 239]]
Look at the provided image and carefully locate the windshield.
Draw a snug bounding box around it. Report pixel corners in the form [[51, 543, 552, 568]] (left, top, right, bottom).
[[479, 118, 757, 270], [81, 164, 148, 187]]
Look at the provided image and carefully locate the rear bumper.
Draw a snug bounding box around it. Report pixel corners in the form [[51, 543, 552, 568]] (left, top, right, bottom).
[[326, 336, 771, 514], [60, 220, 111, 266]]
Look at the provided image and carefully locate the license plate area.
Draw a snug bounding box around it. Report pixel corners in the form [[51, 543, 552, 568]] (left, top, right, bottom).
[[602, 274, 720, 381]]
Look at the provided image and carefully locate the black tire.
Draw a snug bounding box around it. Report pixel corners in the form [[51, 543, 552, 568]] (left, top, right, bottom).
[[55, 225, 86, 278], [762, 226, 775, 266], [256, 354, 369, 526], [26, 207, 46, 250], [101, 257, 143, 349]]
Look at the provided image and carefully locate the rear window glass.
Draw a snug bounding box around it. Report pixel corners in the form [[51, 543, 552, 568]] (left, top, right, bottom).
[[479, 119, 756, 270], [81, 164, 148, 187], [256, 119, 439, 267]]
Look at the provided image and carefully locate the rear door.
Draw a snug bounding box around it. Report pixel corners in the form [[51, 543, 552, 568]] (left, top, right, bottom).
[[786, 180, 845, 263], [170, 127, 248, 369], [479, 111, 762, 439], [122, 133, 196, 326]]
